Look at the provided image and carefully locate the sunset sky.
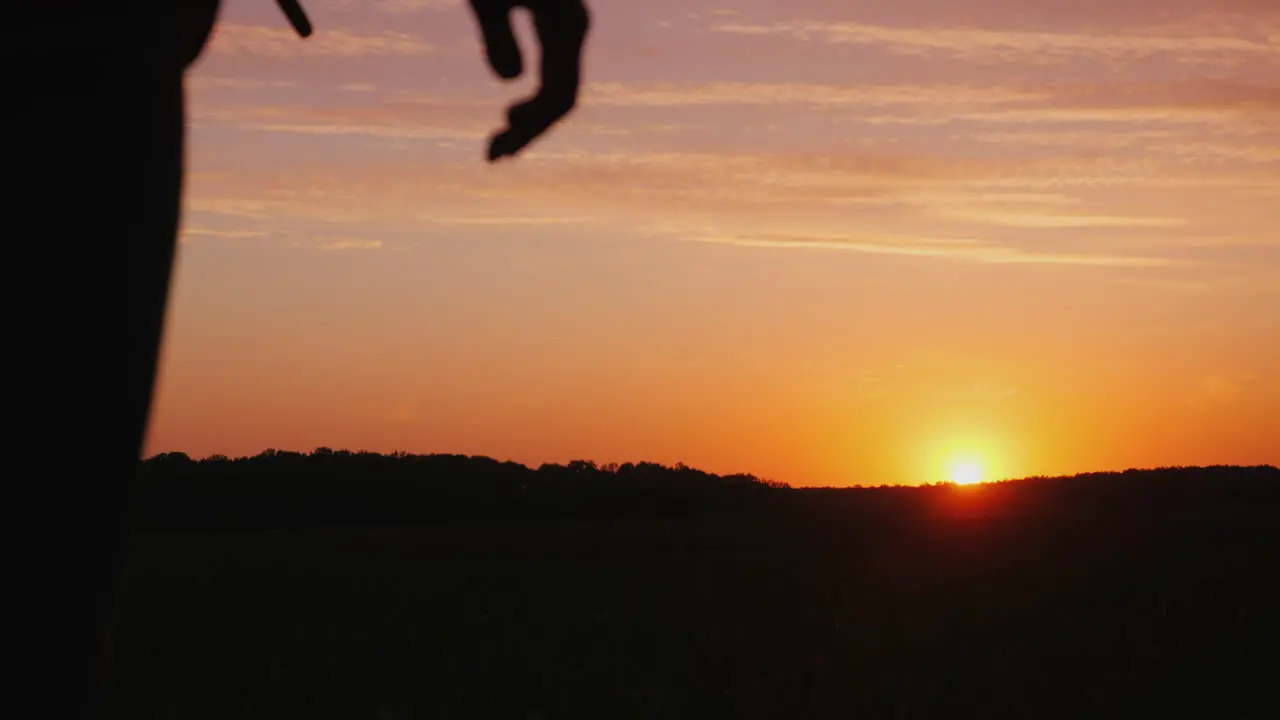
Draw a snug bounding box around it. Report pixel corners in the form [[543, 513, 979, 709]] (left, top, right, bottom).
[[146, 0, 1279, 486]]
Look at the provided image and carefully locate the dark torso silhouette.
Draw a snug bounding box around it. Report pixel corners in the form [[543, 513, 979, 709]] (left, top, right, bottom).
[[4, 2, 587, 717]]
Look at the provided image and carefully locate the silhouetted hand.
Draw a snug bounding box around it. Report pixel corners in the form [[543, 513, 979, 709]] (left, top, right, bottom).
[[468, 0, 591, 161]]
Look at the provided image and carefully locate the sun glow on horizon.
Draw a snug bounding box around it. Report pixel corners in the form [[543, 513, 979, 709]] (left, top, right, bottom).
[[950, 460, 985, 485], [929, 433, 1005, 487]]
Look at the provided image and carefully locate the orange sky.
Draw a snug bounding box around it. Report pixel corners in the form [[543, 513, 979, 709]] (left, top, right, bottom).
[[146, 0, 1280, 486]]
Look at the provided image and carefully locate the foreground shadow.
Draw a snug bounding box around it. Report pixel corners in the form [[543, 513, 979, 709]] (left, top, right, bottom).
[[109, 458, 1280, 718], [7, 2, 589, 717]]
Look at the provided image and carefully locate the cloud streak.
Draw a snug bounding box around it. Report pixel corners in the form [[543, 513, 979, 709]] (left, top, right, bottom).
[[183, 5, 1278, 280], [191, 99, 491, 140], [319, 238, 385, 250], [712, 19, 1280, 65], [584, 82, 1050, 109], [940, 209, 1188, 229], [681, 231, 1174, 267], [209, 23, 436, 57]]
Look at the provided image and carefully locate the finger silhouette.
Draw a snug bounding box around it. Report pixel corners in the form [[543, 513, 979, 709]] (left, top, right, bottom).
[[470, 0, 525, 80], [275, 0, 314, 38], [470, 0, 590, 161]]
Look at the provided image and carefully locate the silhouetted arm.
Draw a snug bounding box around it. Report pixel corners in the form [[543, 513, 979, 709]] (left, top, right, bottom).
[[276, 0, 314, 38], [468, 0, 591, 161]]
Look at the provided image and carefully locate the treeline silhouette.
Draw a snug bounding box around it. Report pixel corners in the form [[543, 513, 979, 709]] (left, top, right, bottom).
[[111, 455, 1279, 718], [134, 449, 790, 530], [134, 449, 1278, 532]]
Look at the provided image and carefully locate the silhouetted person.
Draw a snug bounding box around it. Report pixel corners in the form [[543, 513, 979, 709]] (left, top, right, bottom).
[[6, 1, 587, 717]]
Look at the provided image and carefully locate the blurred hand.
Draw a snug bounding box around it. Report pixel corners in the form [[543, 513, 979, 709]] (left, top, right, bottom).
[[468, 0, 591, 161]]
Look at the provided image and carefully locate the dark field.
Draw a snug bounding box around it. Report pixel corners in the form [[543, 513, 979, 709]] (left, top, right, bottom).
[[104, 457, 1280, 719]]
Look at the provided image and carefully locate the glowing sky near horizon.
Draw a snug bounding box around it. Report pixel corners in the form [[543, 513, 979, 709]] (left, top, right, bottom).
[[146, 0, 1279, 486]]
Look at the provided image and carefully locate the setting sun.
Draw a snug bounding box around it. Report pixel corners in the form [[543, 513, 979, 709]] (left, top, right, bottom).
[[930, 434, 1004, 487], [951, 461, 984, 486]]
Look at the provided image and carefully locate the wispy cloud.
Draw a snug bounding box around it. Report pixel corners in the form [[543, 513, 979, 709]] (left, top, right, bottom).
[[185, 137, 1280, 251], [1156, 140, 1280, 163], [319, 238, 384, 250], [939, 209, 1188, 229], [188, 77, 297, 91], [181, 228, 269, 239], [416, 214, 601, 226], [965, 130, 1181, 149], [856, 81, 1280, 133], [234, 121, 483, 140], [584, 82, 1049, 109], [713, 19, 1279, 65], [681, 230, 1174, 267], [191, 100, 490, 140], [209, 23, 436, 57], [951, 104, 1277, 127]]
